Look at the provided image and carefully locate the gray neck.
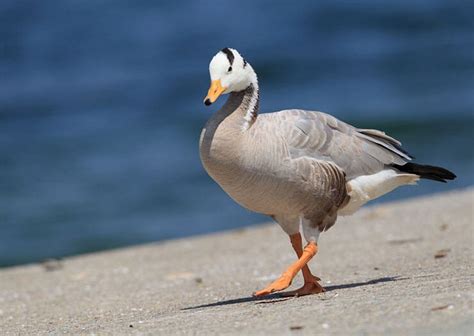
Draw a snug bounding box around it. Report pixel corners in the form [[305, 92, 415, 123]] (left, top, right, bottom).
[[221, 82, 260, 131]]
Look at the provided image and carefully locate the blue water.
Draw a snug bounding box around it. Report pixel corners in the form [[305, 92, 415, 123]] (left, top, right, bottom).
[[1, 0, 473, 267]]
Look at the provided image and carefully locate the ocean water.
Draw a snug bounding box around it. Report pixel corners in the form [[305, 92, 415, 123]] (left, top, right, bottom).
[[0, 0, 473, 267]]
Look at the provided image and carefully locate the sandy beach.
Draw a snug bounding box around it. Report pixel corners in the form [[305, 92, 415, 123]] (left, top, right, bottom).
[[1, 188, 473, 335]]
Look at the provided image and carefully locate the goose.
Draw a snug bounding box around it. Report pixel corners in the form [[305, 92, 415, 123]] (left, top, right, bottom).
[[199, 48, 456, 297]]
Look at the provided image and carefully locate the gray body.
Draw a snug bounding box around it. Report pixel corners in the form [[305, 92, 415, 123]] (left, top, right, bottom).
[[199, 84, 415, 239]]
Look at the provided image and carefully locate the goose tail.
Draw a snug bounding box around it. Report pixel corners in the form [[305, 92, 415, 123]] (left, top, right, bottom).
[[392, 163, 456, 183]]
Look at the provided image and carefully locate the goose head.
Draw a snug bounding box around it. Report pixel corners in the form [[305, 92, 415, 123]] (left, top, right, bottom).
[[204, 48, 257, 106]]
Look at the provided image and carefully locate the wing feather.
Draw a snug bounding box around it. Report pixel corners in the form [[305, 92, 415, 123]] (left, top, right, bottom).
[[265, 110, 412, 180]]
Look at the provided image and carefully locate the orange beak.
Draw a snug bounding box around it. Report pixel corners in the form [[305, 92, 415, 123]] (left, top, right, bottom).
[[204, 79, 226, 106]]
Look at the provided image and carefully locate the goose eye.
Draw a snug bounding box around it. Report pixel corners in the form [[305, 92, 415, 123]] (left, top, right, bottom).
[[228, 66, 232, 72]]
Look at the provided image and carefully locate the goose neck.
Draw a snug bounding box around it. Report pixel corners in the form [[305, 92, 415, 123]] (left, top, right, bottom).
[[224, 82, 260, 131]]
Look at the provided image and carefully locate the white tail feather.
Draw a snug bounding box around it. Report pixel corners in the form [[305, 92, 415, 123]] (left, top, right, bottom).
[[339, 170, 419, 216]]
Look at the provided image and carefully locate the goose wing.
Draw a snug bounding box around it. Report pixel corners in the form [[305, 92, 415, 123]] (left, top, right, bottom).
[[269, 110, 412, 180]]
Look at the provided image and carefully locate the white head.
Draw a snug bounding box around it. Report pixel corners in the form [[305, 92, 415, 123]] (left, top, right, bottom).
[[204, 48, 257, 106]]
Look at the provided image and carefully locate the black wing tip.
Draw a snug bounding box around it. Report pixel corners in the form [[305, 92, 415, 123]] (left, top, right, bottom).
[[393, 162, 456, 183], [423, 165, 456, 180], [392, 142, 415, 160], [357, 129, 414, 160]]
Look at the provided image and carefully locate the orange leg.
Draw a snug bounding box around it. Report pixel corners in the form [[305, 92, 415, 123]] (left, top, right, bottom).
[[280, 233, 325, 297], [253, 240, 318, 297], [290, 233, 321, 282]]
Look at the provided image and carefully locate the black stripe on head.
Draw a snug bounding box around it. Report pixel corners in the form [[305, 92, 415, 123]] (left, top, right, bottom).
[[243, 58, 247, 67], [221, 47, 234, 65]]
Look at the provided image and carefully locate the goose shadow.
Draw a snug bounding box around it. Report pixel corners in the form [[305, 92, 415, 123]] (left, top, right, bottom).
[[182, 275, 406, 310]]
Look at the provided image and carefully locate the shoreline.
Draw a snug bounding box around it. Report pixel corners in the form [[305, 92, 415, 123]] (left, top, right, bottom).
[[1, 188, 473, 335]]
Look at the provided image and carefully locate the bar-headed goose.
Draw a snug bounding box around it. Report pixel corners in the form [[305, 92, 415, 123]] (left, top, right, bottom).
[[199, 48, 456, 297]]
